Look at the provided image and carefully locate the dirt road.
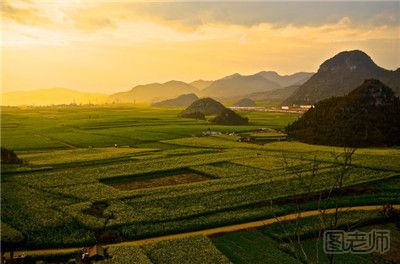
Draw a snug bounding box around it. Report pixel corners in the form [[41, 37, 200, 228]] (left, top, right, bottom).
[[15, 204, 399, 256]]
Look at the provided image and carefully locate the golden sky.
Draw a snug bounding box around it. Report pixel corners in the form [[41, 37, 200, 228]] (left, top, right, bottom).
[[1, 1, 399, 93]]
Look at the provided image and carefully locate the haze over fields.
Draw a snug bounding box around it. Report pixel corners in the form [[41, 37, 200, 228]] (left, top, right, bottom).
[[1, 1, 400, 106]]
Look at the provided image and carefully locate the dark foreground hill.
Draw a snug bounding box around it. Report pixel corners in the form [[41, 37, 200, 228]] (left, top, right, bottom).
[[152, 93, 199, 107], [180, 98, 248, 125], [283, 50, 400, 105], [233, 98, 256, 107], [286, 79, 400, 147]]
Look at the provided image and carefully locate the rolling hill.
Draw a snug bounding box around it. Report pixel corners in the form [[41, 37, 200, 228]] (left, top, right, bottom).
[[283, 50, 400, 105], [190, 80, 213, 90], [152, 93, 199, 107], [257, 71, 314, 87], [109, 81, 199, 104], [232, 98, 256, 107], [180, 97, 228, 117], [1, 88, 108, 106], [201, 73, 282, 98], [180, 97, 248, 125]]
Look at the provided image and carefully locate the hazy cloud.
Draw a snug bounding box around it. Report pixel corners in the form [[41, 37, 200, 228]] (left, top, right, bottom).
[[2, 1, 399, 32], [1, 0, 50, 26]]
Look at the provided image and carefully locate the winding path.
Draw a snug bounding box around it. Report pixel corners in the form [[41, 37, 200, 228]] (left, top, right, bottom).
[[15, 204, 400, 256]]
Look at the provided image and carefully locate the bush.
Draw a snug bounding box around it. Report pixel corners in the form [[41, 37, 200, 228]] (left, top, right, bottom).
[[1, 147, 22, 164]]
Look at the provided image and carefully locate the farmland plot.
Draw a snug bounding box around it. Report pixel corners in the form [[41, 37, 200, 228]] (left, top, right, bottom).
[[1, 106, 400, 250]]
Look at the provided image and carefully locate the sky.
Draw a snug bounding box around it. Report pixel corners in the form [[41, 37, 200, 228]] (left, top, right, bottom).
[[1, 1, 400, 94]]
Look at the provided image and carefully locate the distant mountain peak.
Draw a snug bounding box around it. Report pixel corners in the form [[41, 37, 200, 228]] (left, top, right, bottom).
[[283, 50, 399, 105], [256, 71, 314, 87], [257, 71, 280, 77], [222, 73, 242, 80], [319, 50, 377, 73], [164, 80, 186, 85], [201, 72, 281, 98], [190, 80, 213, 90]]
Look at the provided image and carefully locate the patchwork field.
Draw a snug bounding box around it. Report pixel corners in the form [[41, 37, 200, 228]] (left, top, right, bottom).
[[1, 106, 399, 262]]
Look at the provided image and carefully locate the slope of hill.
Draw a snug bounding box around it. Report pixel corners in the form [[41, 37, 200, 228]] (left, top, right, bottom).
[[201, 73, 281, 98], [211, 108, 249, 125], [286, 79, 400, 147], [257, 71, 314, 87], [109, 81, 198, 104], [283, 50, 400, 105], [180, 97, 227, 116], [152, 93, 199, 107], [1, 88, 108, 106], [249, 85, 300, 104], [190, 80, 213, 90], [180, 97, 248, 125], [233, 98, 256, 107]]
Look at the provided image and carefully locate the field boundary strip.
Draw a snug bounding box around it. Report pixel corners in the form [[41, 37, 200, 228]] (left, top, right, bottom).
[[14, 204, 400, 256]]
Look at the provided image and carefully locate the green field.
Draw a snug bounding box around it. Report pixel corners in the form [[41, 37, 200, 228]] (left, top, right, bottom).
[[212, 211, 398, 264], [1, 106, 399, 262]]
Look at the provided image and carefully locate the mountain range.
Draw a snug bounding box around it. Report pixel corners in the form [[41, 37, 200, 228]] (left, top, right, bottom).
[[189, 80, 213, 90], [257, 71, 313, 87], [283, 50, 400, 105], [3, 50, 398, 107], [152, 93, 199, 107], [200, 71, 313, 99], [109, 71, 313, 104], [247, 85, 300, 104], [109, 80, 199, 104], [2, 71, 311, 106], [200, 73, 281, 98]]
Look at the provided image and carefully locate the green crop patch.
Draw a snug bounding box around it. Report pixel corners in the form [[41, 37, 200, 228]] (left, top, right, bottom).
[[212, 230, 300, 264], [142, 235, 231, 264], [100, 168, 214, 191]]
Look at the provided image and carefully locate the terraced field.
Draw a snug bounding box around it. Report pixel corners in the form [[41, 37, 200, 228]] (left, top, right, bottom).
[[1, 106, 399, 262]]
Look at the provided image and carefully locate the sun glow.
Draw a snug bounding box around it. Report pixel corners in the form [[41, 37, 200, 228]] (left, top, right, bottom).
[[1, 1, 399, 94]]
